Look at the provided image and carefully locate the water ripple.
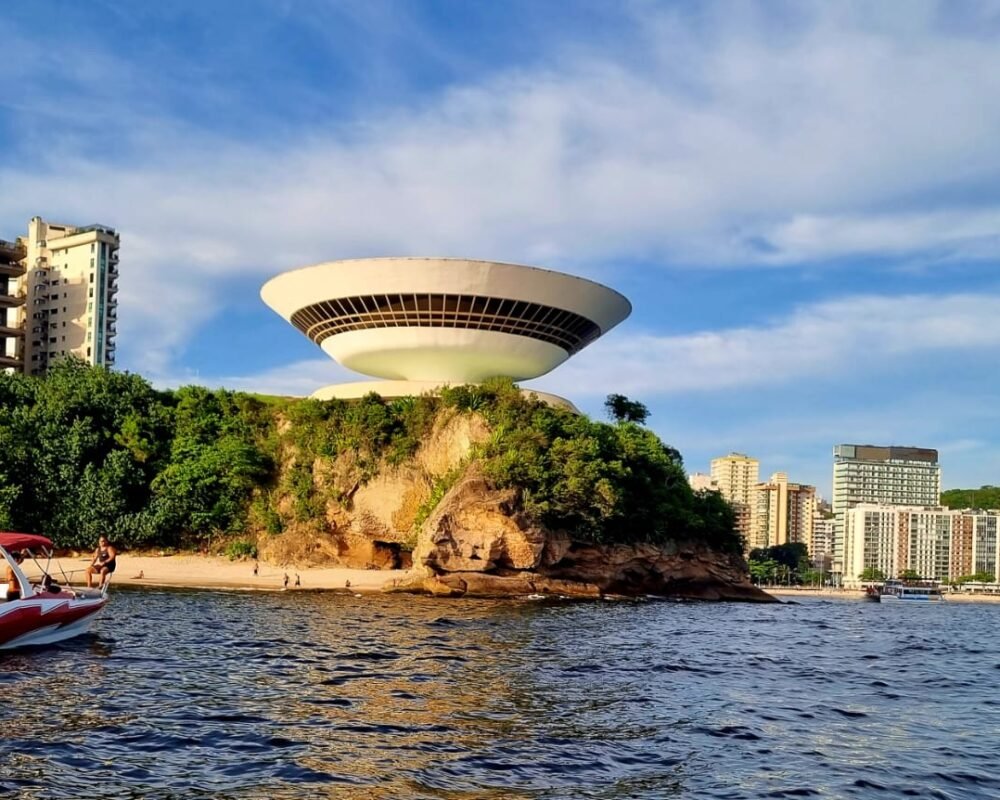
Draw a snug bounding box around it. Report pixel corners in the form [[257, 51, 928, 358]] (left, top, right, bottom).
[[0, 590, 998, 798]]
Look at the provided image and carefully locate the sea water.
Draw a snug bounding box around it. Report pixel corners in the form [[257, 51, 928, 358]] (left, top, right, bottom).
[[0, 589, 997, 799]]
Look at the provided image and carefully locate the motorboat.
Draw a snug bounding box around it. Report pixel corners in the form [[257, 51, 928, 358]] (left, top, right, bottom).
[[876, 579, 945, 603], [0, 532, 109, 649]]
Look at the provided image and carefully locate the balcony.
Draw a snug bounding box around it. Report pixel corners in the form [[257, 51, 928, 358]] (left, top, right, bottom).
[[0, 291, 26, 308], [0, 322, 25, 337], [0, 239, 25, 263], [0, 353, 23, 370], [0, 261, 25, 279]]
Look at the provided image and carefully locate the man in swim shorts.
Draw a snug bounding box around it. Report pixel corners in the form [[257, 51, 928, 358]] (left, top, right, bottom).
[[85, 536, 117, 588]]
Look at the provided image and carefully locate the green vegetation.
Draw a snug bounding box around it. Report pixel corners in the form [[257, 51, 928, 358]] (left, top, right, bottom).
[[604, 393, 650, 425], [747, 543, 813, 585], [0, 363, 742, 555], [224, 540, 258, 560], [858, 567, 886, 582], [442, 379, 739, 550], [952, 572, 996, 584], [940, 486, 1000, 510]]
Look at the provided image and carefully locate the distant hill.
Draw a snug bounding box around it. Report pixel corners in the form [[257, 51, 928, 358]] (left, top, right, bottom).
[[940, 486, 1000, 510]]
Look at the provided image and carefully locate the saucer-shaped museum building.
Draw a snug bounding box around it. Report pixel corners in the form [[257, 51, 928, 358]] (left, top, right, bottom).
[[261, 258, 631, 407]]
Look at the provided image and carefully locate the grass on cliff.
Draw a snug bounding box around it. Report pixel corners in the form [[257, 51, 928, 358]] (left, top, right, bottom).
[[0, 361, 740, 554]]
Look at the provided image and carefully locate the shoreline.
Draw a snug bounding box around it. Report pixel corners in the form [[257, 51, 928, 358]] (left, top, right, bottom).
[[767, 587, 1000, 603], [26, 554, 409, 595], [23, 555, 1000, 603]]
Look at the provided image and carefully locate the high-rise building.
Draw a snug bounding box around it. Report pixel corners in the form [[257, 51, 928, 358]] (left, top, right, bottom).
[[751, 472, 816, 551], [842, 504, 1000, 587], [811, 512, 836, 560], [710, 453, 759, 549], [0, 238, 27, 370], [831, 445, 940, 582], [0, 217, 119, 375]]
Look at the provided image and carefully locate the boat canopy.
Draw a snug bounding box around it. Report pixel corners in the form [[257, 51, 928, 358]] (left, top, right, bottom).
[[0, 532, 53, 552]]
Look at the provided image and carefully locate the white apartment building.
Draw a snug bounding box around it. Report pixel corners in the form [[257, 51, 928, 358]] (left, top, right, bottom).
[[832, 445, 940, 581], [751, 472, 816, 551], [811, 513, 836, 561], [0, 217, 119, 375], [711, 453, 759, 549], [843, 504, 1000, 587]]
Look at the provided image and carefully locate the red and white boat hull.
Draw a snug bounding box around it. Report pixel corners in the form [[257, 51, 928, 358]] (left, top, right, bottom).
[[0, 592, 108, 649]]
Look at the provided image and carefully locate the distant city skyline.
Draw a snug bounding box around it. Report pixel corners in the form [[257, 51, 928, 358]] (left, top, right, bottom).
[[2, 1, 999, 491]]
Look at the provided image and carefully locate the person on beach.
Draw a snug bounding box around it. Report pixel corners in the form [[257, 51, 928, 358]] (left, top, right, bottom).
[[85, 536, 117, 588], [5, 551, 24, 601]]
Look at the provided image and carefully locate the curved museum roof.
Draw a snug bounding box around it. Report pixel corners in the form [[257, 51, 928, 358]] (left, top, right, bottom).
[[261, 257, 631, 384]]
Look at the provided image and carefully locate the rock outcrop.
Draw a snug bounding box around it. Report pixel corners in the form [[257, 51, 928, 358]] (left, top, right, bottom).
[[265, 407, 772, 602], [398, 471, 775, 602]]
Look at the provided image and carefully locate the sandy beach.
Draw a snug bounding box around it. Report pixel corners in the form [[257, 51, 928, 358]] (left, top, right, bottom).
[[24, 553, 410, 594]]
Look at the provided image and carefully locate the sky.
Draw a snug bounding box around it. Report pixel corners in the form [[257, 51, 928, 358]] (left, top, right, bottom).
[[2, 0, 1000, 496]]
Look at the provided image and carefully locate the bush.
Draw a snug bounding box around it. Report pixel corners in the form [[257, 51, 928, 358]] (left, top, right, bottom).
[[224, 540, 258, 560]]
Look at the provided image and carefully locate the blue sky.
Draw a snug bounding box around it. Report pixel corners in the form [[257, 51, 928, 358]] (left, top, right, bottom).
[[3, 0, 1000, 496]]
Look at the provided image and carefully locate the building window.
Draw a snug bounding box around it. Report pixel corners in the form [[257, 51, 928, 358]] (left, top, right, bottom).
[[289, 293, 602, 354], [89, 273, 94, 283], [89, 288, 94, 298], [90, 243, 95, 252], [49, 337, 56, 344], [87, 332, 92, 342], [87, 347, 91, 357], [87, 302, 93, 312], [90, 258, 94, 267]]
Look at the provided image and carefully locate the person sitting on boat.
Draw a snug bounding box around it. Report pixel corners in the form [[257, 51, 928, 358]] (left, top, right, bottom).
[[5, 551, 25, 601], [85, 537, 117, 588]]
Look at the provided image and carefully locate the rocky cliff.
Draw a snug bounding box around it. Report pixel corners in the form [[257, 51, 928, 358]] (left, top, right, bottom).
[[259, 406, 772, 602]]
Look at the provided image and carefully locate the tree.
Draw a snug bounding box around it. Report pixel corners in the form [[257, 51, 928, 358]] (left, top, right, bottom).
[[940, 485, 1000, 510], [859, 567, 886, 582], [954, 572, 995, 584], [604, 394, 650, 425], [749, 558, 779, 585], [799, 569, 823, 586], [898, 569, 921, 582]]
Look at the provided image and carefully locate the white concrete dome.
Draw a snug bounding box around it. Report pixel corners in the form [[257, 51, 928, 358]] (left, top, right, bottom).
[[261, 258, 631, 383]]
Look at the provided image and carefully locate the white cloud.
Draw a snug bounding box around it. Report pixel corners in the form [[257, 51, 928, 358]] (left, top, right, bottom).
[[760, 209, 1000, 264], [529, 291, 1000, 397]]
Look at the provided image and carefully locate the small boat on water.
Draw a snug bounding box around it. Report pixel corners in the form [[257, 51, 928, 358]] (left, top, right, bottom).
[[0, 532, 109, 649], [876, 579, 945, 603]]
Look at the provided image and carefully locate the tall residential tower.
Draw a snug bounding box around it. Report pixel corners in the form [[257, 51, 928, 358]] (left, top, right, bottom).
[[0, 217, 119, 374], [831, 445, 940, 582], [752, 472, 817, 551], [710, 452, 759, 549]]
